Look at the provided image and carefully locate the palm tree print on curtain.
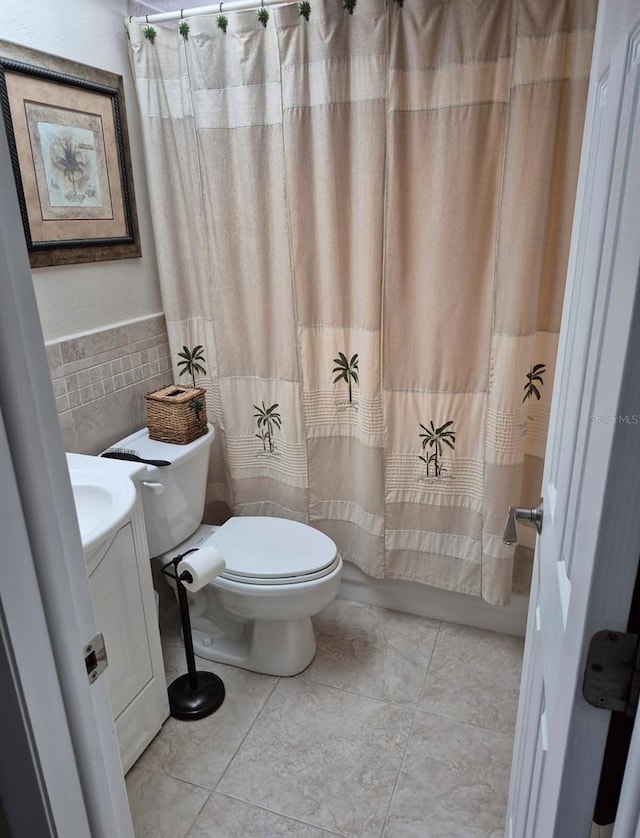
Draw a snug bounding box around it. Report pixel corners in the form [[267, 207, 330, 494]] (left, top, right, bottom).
[[177, 345, 206, 388], [254, 402, 282, 454], [419, 420, 456, 477], [332, 352, 359, 406], [522, 364, 546, 401]]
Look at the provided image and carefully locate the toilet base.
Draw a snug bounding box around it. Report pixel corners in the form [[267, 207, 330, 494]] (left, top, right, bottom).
[[192, 617, 317, 677]]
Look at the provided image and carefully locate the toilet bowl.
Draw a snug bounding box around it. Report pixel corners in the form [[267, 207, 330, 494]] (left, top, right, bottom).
[[109, 424, 342, 676], [160, 519, 342, 675]]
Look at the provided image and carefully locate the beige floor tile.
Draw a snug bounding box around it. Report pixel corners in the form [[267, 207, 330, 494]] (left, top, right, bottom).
[[383, 711, 513, 838], [418, 622, 523, 732], [135, 642, 278, 789], [186, 792, 340, 837], [216, 678, 414, 838], [126, 764, 209, 838], [304, 600, 440, 706]]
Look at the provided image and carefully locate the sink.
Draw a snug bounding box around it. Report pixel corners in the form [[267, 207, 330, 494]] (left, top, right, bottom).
[[69, 467, 137, 553]]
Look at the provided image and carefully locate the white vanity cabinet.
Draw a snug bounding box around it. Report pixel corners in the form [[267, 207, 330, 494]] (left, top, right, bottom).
[[84, 490, 169, 773]]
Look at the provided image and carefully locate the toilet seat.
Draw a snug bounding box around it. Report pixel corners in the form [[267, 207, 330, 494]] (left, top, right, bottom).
[[166, 519, 340, 587], [211, 517, 340, 586]]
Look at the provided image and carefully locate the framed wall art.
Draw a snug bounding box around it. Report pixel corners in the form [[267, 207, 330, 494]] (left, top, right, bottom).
[[0, 41, 141, 267]]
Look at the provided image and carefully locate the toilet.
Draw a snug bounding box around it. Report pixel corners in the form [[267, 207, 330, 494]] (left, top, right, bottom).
[[109, 424, 342, 676]]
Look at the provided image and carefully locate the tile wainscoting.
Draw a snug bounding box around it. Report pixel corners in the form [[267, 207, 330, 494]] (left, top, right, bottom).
[[46, 314, 173, 455]]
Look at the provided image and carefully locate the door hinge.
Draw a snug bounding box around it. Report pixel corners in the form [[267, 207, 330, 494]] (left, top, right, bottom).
[[583, 630, 640, 718], [84, 633, 108, 685]]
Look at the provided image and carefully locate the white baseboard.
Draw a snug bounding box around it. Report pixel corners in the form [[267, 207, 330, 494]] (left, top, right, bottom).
[[338, 561, 528, 637]]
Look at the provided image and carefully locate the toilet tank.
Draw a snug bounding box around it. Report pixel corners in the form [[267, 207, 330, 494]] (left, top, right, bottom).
[[107, 425, 215, 558]]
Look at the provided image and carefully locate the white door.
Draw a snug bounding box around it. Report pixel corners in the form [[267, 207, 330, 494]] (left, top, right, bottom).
[[507, 2, 640, 835]]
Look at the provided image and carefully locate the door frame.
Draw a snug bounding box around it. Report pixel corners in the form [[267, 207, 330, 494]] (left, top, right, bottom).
[[0, 117, 133, 835], [0, 407, 91, 837]]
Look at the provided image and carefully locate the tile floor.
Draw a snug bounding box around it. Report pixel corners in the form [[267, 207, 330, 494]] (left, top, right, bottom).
[[126, 597, 524, 838]]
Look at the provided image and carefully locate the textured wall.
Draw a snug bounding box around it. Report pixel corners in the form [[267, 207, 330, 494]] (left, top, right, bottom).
[[1, 0, 163, 341], [46, 314, 172, 454]]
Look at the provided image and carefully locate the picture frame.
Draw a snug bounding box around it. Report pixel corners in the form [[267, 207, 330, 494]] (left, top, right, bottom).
[[0, 41, 141, 267]]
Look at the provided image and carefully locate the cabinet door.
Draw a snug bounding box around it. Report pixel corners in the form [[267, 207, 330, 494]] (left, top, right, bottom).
[[90, 524, 153, 719]]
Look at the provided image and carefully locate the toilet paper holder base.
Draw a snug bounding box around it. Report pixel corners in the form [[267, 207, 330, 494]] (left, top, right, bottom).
[[161, 549, 225, 721]]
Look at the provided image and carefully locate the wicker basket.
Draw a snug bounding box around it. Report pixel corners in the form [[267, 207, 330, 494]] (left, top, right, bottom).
[[145, 384, 208, 445]]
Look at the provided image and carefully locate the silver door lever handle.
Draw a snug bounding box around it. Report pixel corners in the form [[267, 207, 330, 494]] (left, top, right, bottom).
[[502, 500, 543, 545]]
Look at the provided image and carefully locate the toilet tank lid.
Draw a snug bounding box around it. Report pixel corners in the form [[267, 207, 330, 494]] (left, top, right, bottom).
[[105, 424, 215, 466], [213, 517, 337, 579]]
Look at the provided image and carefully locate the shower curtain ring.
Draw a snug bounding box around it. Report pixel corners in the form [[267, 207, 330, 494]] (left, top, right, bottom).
[[219, 1, 223, 10], [180, 8, 184, 18], [146, 14, 149, 22]]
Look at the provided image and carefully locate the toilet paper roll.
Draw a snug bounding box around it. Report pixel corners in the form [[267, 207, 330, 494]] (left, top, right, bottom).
[[177, 547, 226, 593]]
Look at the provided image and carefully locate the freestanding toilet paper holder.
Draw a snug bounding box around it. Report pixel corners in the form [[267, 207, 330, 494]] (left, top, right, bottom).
[[161, 548, 225, 720]]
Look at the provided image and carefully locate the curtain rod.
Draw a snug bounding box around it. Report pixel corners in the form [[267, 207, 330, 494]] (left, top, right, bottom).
[[129, 0, 291, 24]]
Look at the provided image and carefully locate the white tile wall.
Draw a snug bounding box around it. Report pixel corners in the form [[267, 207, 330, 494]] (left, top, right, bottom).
[[46, 314, 173, 454]]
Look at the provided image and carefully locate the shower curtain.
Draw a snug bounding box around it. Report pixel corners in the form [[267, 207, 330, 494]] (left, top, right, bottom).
[[128, 0, 596, 605]]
